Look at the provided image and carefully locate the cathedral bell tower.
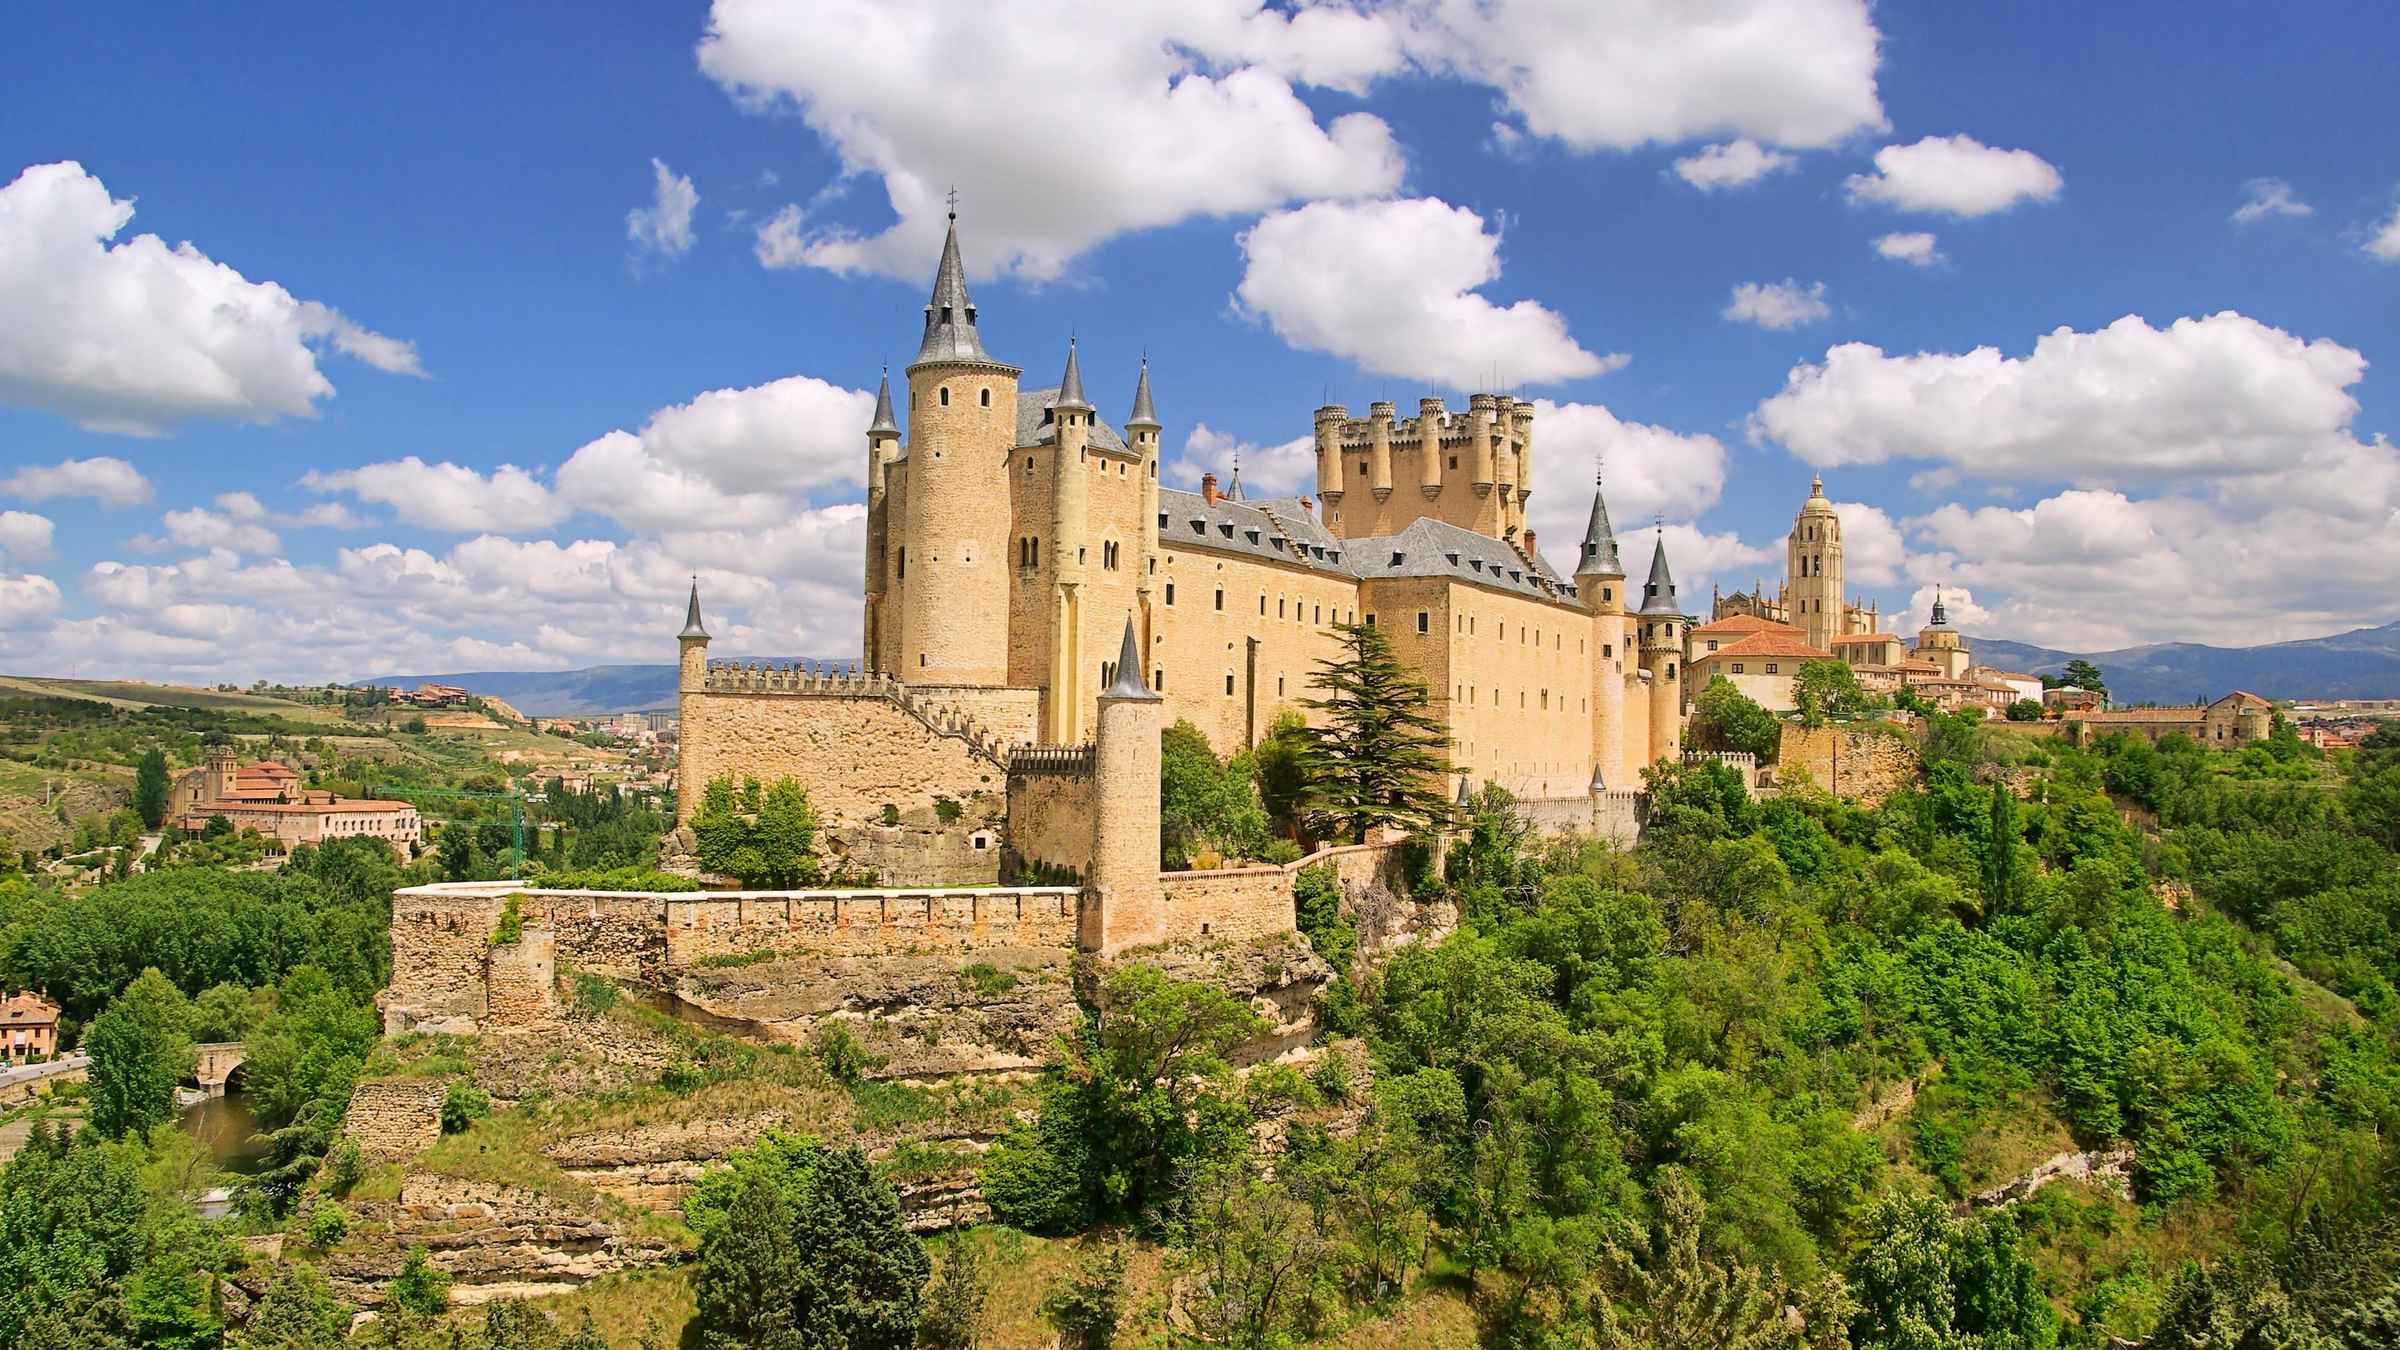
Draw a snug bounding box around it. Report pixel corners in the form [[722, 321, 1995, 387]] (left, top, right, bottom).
[[1788, 474, 1844, 652]]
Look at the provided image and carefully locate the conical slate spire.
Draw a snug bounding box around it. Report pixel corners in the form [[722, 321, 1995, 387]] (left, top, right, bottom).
[[1055, 337, 1092, 411], [1637, 530, 1681, 616], [912, 212, 992, 366], [1224, 449, 1245, 501], [1575, 465, 1624, 577], [678, 577, 709, 640], [1104, 618, 1158, 700], [868, 367, 898, 436], [1125, 358, 1159, 431]]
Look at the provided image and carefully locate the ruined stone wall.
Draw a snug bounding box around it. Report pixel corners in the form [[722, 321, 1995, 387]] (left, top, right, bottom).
[[1156, 840, 1405, 946], [1777, 722, 1920, 804], [342, 1078, 445, 1162], [661, 888, 1080, 964], [1006, 767, 1094, 876], [679, 690, 1004, 828], [387, 891, 503, 1029], [829, 807, 1006, 888], [482, 926, 555, 1028], [390, 886, 665, 1029]]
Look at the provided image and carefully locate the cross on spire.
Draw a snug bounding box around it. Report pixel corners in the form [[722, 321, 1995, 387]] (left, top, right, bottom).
[[945, 184, 959, 219]]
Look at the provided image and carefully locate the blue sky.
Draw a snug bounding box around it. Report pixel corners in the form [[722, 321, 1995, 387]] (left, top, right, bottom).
[[2, 1, 2396, 682]]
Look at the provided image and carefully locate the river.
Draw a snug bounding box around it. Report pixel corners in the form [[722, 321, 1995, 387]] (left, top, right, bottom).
[[181, 1090, 273, 1175]]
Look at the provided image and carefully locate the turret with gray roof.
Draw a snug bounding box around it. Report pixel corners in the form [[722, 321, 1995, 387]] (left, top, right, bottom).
[[867, 367, 898, 437], [1125, 358, 1159, 433], [911, 211, 1008, 369], [1638, 531, 1682, 617], [1575, 467, 1624, 579]]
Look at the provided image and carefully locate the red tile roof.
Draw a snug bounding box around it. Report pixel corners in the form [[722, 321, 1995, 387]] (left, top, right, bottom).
[[1830, 633, 1900, 645], [1700, 633, 1835, 661], [1691, 614, 1804, 638]]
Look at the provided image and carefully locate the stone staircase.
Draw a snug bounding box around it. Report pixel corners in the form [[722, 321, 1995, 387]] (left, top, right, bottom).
[[703, 661, 1076, 773]]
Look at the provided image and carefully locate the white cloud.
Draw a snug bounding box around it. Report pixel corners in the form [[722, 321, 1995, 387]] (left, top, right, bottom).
[[0, 456, 153, 507], [144, 506, 280, 556], [0, 512, 55, 564], [702, 0, 1406, 283], [1673, 140, 1796, 191], [1872, 231, 1942, 267], [1521, 401, 1731, 575], [303, 457, 569, 534], [2367, 200, 2400, 261], [2231, 177, 2311, 225], [1748, 312, 2372, 486], [1844, 135, 2062, 217], [1235, 197, 1622, 388], [0, 573, 62, 629], [701, 0, 1885, 281], [1722, 279, 1830, 330], [1829, 499, 1904, 587], [1894, 583, 1990, 638], [627, 158, 700, 257], [1166, 425, 1316, 499], [0, 161, 421, 435]]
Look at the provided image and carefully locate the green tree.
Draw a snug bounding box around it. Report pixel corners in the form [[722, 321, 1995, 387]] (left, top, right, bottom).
[[1250, 710, 1312, 844], [1983, 785, 2018, 912], [387, 1245, 452, 1318], [1794, 660, 1873, 728], [694, 775, 822, 887], [232, 1262, 350, 1348], [1039, 1243, 1128, 1350], [2061, 659, 2106, 692], [85, 968, 194, 1139], [2004, 699, 2043, 722], [1160, 719, 1268, 867], [1591, 1168, 1844, 1349], [687, 1133, 928, 1350], [919, 1236, 991, 1350], [1692, 675, 1783, 759], [0, 1124, 147, 1346], [1298, 621, 1453, 844], [132, 751, 171, 829], [1847, 1192, 2056, 1350]]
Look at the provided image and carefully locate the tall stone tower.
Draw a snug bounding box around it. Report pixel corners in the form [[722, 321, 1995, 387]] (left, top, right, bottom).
[[863, 369, 899, 668], [1044, 340, 1095, 742], [674, 580, 710, 824], [1575, 469, 1628, 790], [1787, 475, 1843, 651], [1086, 620, 1165, 954], [898, 210, 1020, 687], [1637, 531, 1685, 767], [1125, 360, 1161, 668]]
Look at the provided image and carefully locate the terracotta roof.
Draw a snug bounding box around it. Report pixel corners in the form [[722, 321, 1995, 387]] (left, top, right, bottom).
[[1699, 633, 1834, 661], [2069, 708, 2208, 723], [1690, 614, 1803, 638], [0, 993, 59, 1025], [1830, 632, 1900, 645], [186, 798, 417, 816]]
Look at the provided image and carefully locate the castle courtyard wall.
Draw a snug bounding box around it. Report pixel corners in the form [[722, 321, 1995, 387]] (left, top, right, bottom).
[[1006, 767, 1095, 877], [677, 689, 1004, 827]]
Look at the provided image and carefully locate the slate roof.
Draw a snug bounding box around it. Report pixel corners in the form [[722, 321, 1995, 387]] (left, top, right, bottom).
[[1019, 387, 1130, 453]]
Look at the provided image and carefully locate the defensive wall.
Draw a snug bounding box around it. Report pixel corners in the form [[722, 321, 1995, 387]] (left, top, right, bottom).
[[1776, 722, 1920, 805]]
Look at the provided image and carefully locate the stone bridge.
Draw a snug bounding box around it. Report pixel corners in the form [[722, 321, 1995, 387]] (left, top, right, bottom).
[[192, 1041, 246, 1096]]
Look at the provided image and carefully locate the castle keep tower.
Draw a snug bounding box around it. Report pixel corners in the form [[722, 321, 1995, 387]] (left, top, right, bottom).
[[1575, 469, 1628, 789], [1788, 474, 1843, 651], [1637, 531, 1685, 767], [895, 211, 1020, 686], [675, 580, 710, 824]]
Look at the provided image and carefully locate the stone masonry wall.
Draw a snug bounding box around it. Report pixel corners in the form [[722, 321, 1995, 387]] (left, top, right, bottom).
[[1007, 770, 1094, 877], [1778, 722, 1920, 805], [1156, 840, 1404, 946], [681, 690, 1005, 827], [342, 1078, 446, 1162], [661, 888, 1080, 964]]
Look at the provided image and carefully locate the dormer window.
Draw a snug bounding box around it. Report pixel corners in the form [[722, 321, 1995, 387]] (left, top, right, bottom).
[[1390, 551, 1405, 566]]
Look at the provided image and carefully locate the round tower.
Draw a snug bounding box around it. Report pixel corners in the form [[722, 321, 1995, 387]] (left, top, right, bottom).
[[1575, 470, 1628, 790], [1788, 474, 1844, 651], [898, 210, 1020, 687], [1045, 339, 1094, 742], [1313, 404, 1347, 507], [674, 579, 710, 825], [1126, 359, 1162, 661], [864, 368, 900, 670], [1637, 530, 1685, 768], [1086, 620, 1165, 955]]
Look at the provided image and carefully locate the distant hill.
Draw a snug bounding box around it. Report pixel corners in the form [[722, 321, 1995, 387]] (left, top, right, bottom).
[[1971, 619, 2400, 704], [360, 658, 852, 717]]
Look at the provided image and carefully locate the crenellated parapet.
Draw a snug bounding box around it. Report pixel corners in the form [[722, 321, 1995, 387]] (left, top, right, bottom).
[[1007, 743, 1095, 777]]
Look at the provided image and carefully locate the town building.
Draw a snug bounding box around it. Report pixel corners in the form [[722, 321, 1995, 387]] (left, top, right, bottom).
[[1711, 476, 1882, 651], [1681, 614, 1830, 713], [171, 747, 423, 855], [0, 992, 59, 1060], [2062, 691, 2276, 747]]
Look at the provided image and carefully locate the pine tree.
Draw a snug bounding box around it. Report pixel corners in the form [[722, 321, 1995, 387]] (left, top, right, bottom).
[[1297, 622, 1454, 844], [1983, 784, 2018, 912]]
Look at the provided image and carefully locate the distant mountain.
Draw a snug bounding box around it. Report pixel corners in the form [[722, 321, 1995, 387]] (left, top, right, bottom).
[[1969, 619, 2400, 705], [359, 657, 854, 717]]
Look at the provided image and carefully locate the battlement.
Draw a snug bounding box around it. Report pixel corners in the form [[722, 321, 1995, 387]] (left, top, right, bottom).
[[700, 662, 1031, 771], [1009, 743, 1095, 776]]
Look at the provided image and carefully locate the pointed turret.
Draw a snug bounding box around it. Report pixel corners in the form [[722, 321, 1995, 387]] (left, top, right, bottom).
[[911, 211, 991, 367], [678, 577, 709, 639], [1055, 337, 1092, 412], [1104, 618, 1158, 701], [1638, 531, 1681, 617], [1224, 450, 1245, 502], [868, 367, 898, 436], [1575, 466, 1624, 578], [1929, 589, 1950, 629], [1125, 358, 1159, 432]]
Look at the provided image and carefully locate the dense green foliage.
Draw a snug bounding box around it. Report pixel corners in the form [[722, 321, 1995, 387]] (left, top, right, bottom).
[[132, 750, 171, 828], [1298, 621, 1455, 843], [1692, 674, 1784, 759], [687, 1132, 929, 1349], [1794, 658, 1878, 727], [692, 774, 822, 887], [85, 969, 194, 1139], [1161, 719, 1272, 867]]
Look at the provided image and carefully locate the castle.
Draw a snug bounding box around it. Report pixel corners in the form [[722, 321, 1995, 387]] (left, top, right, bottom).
[[675, 210, 1682, 917]]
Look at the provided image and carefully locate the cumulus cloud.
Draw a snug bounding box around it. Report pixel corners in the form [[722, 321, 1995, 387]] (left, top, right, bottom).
[[1, 456, 154, 507], [2231, 177, 2311, 225], [303, 457, 569, 534], [0, 161, 421, 435], [0, 573, 63, 629], [1748, 312, 2372, 486], [1844, 135, 2062, 217], [701, 0, 1883, 281], [1235, 197, 1622, 388], [140, 506, 280, 557], [1167, 425, 1315, 498], [1829, 499, 1905, 587], [1872, 231, 1942, 267], [626, 158, 700, 257], [1672, 139, 1797, 191], [1722, 279, 1831, 330], [1520, 400, 1732, 575], [0, 512, 55, 564], [2368, 200, 2400, 261]]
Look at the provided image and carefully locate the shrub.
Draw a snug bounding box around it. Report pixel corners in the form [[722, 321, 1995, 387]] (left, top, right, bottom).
[[1293, 863, 1356, 975], [322, 1135, 365, 1194], [920, 1237, 992, 1350], [687, 1132, 929, 1349], [2006, 699, 2045, 722], [933, 795, 963, 824], [305, 1201, 349, 1249], [439, 1078, 490, 1134], [389, 1245, 453, 1316], [1040, 1243, 1128, 1350], [960, 962, 1018, 995], [488, 893, 524, 946], [881, 802, 901, 826], [814, 1021, 886, 1084]]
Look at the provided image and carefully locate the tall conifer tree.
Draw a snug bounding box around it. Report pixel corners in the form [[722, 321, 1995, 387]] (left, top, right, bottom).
[[1297, 622, 1454, 844]]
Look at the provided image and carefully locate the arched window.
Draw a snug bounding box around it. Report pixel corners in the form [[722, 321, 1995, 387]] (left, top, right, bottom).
[[979, 387, 991, 407], [939, 386, 950, 407]]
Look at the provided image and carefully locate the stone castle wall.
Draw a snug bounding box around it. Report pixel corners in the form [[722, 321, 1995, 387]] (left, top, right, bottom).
[[1156, 840, 1402, 946], [678, 686, 1006, 827], [661, 888, 1079, 964], [1006, 763, 1094, 877], [342, 1078, 446, 1162], [1777, 722, 1919, 805]]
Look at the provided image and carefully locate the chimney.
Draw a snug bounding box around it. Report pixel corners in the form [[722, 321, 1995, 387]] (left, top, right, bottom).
[[1201, 473, 1219, 506], [1522, 529, 1538, 560], [1300, 496, 1315, 514]]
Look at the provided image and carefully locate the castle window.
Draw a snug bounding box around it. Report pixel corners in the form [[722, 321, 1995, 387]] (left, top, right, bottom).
[[896, 547, 906, 579], [1449, 456, 1458, 470], [1166, 582, 1176, 605], [1027, 457, 1035, 473], [939, 386, 950, 406], [1225, 673, 1236, 696], [1603, 587, 1612, 603], [1766, 663, 1779, 675], [1667, 663, 1677, 678], [1101, 661, 1116, 686], [1214, 588, 1224, 611], [1732, 663, 1745, 674], [1314, 604, 1322, 623], [1259, 595, 1266, 615], [1416, 611, 1429, 633], [1155, 669, 1164, 690], [1364, 613, 1376, 626], [1277, 598, 1285, 617], [980, 387, 991, 407], [1277, 676, 1285, 696]]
